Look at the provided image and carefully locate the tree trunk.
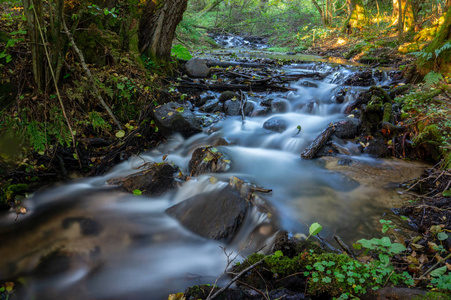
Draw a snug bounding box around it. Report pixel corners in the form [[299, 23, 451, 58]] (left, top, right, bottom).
[[416, 7, 451, 75], [138, 0, 189, 62], [311, 0, 325, 24], [398, 0, 404, 42], [342, 0, 366, 34]]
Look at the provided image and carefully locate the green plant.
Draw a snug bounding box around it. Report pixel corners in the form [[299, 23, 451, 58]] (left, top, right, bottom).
[[424, 71, 444, 87], [380, 219, 396, 233], [171, 45, 192, 60]]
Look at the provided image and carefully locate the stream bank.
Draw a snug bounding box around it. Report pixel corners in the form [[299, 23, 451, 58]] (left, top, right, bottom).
[[1, 41, 451, 299]]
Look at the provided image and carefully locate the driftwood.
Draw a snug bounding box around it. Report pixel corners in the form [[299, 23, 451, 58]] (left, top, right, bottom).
[[177, 81, 296, 92], [301, 125, 336, 159]]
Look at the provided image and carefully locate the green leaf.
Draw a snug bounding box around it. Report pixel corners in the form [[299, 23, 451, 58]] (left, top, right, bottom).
[[389, 243, 406, 254], [117, 83, 125, 90], [176, 107, 185, 113], [0, 287, 4, 292], [273, 250, 283, 258], [443, 190, 451, 197], [438, 232, 449, 241], [380, 237, 392, 247], [400, 215, 410, 221], [133, 189, 142, 196], [309, 222, 322, 236], [431, 266, 448, 277], [116, 130, 125, 138]]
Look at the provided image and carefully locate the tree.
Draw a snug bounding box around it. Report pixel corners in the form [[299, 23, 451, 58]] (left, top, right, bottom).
[[416, 6, 451, 75], [342, 0, 366, 34], [138, 0, 189, 62], [311, 0, 332, 26]]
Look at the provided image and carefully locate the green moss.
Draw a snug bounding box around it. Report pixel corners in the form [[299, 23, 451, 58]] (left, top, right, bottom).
[[0, 181, 28, 205]]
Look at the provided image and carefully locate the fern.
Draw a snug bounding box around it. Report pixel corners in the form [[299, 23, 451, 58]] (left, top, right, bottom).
[[435, 42, 451, 59], [26, 121, 47, 152], [424, 71, 443, 86], [88, 111, 111, 131]]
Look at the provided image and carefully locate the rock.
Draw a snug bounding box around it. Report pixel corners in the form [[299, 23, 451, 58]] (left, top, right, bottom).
[[263, 117, 289, 133], [260, 98, 273, 107], [343, 69, 375, 86], [185, 58, 210, 78], [188, 146, 231, 176], [218, 90, 239, 102], [213, 137, 230, 147], [152, 102, 202, 138], [200, 99, 223, 113], [224, 99, 254, 116], [333, 118, 360, 139], [376, 287, 426, 300], [315, 144, 338, 157], [251, 106, 272, 117], [107, 162, 179, 196], [271, 99, 290, 113], [363, 139, 390, 157], [294, 100, 317, 113], [332, 87, 347, 103], [300, 81, 318, 88], [166, 186, 249, 240]]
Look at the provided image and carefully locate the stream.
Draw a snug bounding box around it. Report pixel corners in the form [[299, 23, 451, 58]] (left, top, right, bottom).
[[0, 39, 428, 299]]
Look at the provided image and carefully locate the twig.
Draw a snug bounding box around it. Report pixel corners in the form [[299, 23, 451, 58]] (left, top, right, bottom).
[[236, 280, 269, 300], [334, 235, 357, 260], [420, 252, 451, 279], [206, 258, 265, 300], [62, 17, 122, 131]]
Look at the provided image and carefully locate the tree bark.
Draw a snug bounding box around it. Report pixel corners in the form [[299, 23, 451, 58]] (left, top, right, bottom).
[[138, 0, 189, 61], [311, 0, 325, 25], [342, 0, 366, 33]]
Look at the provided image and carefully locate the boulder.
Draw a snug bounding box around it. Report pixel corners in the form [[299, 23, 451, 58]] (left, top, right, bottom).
[[188, 146, 231, 176], [185, 58, 210, 78], [270, 99, 290, 113], [166, 186, 249, 240], [251, 106, 272, 117], [224, 100, 254, 116], [263, 117, 289, 133], [152, 102, 202, 138], [363, 139, 390, 157], [218, 91, 239, 103], [333, 118, 360, 139], [200, 99, 223, 113], [107, 162, 179, 196]]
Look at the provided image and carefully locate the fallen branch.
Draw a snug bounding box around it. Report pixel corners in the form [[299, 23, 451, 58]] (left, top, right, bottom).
[[301, 124, 336, 159], [62, 18, 122, 130], [207, 257, 265, 300]]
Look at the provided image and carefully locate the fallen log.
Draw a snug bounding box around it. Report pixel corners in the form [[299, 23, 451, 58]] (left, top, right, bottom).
[[177, 81, 296, 92], [301, 124, 336, 159], [205, 59, 271, 69]]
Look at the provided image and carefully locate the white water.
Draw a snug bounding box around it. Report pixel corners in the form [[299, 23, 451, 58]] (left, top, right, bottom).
[[0, 59, 408, 299]]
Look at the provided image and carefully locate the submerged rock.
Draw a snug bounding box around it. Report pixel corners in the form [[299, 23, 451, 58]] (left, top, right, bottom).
[[188, 146, 231, 176], [107, 162, 180, 196], [270, 99, 290, 113], [263, 117, 289, 133], [343, 69, 375, 86], [185, 58, 210, 78], [166, 186, 249, 240], [299, 81, 318, 88], [152, 102, 202, 138]]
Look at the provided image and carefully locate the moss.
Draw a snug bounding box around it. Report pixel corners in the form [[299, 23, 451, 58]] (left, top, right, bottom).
[[414, 292, 450, 300], [0, 181, 28, 206]]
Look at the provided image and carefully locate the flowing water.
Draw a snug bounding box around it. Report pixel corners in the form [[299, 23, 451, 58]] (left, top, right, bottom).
[[0, 47, 427, 299]]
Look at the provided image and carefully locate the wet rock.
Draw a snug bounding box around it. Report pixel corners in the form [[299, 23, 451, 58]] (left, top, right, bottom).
[[251, 106, 272, 116], [260, 98, 273, 107], [294, 100, 317, 113], [188, 146, 231, 176], [224, 99, 254, 116], [271, 99, 290, 113], [299, 81, 318, 88], [218, 90, 239, 102], [166, 186, 249, 240], [263, 117, 289, 133], [194, 93, 215, 107], [338, 157, 353, 166], [107, 162, 179, 196], [213, 137, 230, 147], [268, 288, 308, 300], [185, 58, 210, 78], [333, 118, 360, 139], [184, 284, 243, 300], [363, 139, 390, 157], [376, 287, 426, 300], [343, 69, 375, 86], [200, 99, 223, 113], [152, 102, 202, 137], [316, 144, 338, 157], [332, 87, 347, 104]]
